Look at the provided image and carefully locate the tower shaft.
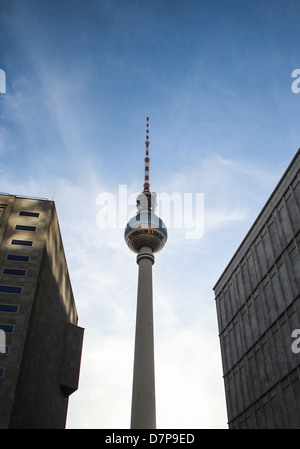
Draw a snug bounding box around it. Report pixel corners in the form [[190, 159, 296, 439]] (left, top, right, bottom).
[[131, 246, 156, 429], [126, 117, 167, 429]]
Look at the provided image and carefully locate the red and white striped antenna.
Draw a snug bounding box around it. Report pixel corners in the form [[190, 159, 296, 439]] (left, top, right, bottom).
[[143, 117, 150, 192]]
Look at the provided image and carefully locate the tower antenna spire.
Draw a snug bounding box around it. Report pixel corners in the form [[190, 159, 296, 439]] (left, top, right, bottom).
[[144, 117, 150, 192]]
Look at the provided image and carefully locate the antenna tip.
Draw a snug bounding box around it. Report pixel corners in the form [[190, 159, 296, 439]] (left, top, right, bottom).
[[146, 117, 149, 141]]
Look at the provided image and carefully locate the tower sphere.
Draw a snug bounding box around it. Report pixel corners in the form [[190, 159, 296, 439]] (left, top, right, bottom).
[[124, 116, 168, 255], [125, 212, 167, 254]]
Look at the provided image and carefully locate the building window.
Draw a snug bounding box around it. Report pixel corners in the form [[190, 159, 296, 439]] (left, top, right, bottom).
[[0, 286, 22, 294], [0, 304, 18, 313], [6, 255, 29, 262], [19, 211, 40, 218], [15, 225, 36, 232], [0, 346, 9, 355], [3, 268, 26, 276], [11, 239, 33, 247], [0, 324, 14, 334], [0, 368, 5, 378]]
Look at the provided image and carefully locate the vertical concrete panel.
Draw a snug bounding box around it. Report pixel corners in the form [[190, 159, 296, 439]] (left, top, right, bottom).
[[61, 323, 84, 397]]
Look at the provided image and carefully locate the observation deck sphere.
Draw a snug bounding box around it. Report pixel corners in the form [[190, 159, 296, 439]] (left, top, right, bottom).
[[124, 212, 168, 254]]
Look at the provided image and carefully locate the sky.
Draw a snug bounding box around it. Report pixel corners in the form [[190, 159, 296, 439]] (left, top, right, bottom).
[[0, 0, 300, 429]]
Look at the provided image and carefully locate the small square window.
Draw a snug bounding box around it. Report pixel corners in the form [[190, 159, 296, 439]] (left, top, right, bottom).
[[3, 268, 26, 276], [11, 239, 33, 247], [0, 304, 18, 313], [19, 211, 39, 218], [0, 346, 9, 355], [0, 368, 5, 378], [6, 255, 29, 262], [0, 286, 22, 294], [0, 324, 14, 334], [15, 225, 36, 232]]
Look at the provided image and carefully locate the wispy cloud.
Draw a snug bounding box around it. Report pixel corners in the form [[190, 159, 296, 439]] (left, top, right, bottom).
[[0, 141, 283, 428], [1, 0, 298, 429]]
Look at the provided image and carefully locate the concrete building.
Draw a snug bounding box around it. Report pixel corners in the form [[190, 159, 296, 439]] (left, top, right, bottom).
[[0, 194, 84, 429], [125, 118, 167, 429], [214, 148, 300, 428]]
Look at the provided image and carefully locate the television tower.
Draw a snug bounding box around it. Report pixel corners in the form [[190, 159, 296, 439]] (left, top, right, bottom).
[[124, 118, 168, 429]]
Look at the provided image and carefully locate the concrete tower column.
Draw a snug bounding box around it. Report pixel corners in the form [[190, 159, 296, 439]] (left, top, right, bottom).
[[125, 118, 167, 429], [131, 246, 156, 429]]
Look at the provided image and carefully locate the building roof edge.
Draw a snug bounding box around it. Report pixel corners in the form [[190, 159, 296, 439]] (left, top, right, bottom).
[[213, 147, 300, 293]]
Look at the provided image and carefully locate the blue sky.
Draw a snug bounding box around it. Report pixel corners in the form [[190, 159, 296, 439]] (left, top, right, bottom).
[[1, 0, 300, 429]]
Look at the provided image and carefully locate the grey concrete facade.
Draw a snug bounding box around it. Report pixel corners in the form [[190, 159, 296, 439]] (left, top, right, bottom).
[[0, 195, 84, 429], [214, 149, 300, 429]]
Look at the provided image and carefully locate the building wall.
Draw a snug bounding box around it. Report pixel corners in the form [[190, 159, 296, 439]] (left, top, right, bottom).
[[0, 195, 83, 429], [214, 149, 300, 428]]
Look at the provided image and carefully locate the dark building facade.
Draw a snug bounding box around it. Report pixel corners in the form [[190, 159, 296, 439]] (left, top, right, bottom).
[[214, 149, 300, 428], [0, 194, 84, 429]]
